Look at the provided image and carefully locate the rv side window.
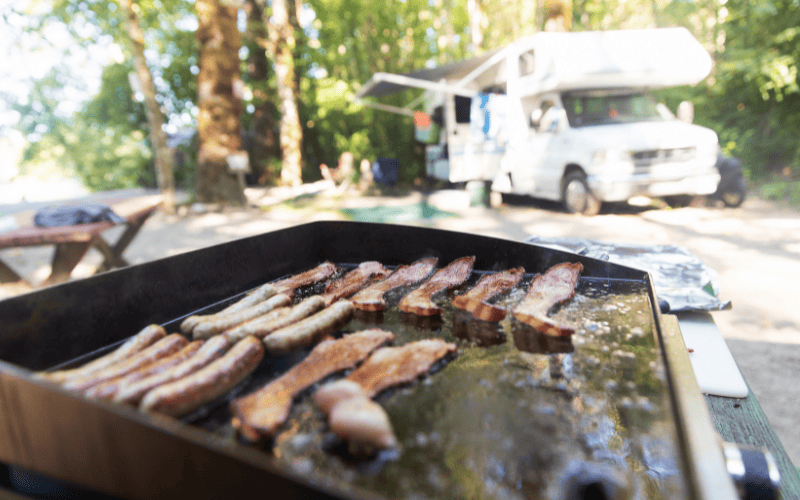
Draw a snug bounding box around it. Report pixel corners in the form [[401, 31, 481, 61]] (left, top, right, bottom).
[[455, 95, 472, 123], [519, 49, 535, 77], [538, 99, 559, 132]]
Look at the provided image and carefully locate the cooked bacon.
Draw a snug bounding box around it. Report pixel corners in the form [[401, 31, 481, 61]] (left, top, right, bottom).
[[452, 267, 525, 322], [351, 257, 437, 311], [262, 300, 355, 353], [320, 261, 391, 306], [231, 329, 395, 442], [398, 256, 475, 316], [180, 284, 279, 335], [224, 295, 326, 342], [341, 339, 457, 398], [272, 261, 337, 294], [314, 339, 457, 450], [328, 389, 397, 451], [512, 262, 584, 336]]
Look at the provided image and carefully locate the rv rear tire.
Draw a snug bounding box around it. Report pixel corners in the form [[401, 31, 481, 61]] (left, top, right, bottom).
[[562, 171, 601, 216]]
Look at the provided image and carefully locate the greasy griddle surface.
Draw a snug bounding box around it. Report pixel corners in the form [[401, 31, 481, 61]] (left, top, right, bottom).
[[164, 263, 690, 500]]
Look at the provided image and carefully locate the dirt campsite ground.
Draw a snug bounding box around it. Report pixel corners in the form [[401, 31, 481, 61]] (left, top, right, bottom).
[[2, 181, 799, 467]]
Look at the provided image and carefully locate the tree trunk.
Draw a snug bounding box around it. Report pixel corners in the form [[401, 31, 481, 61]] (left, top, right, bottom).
[[467, 0, 485, 51], [118, 0, 176, 212], [544, 0, 572, 31], [195, 0, 247, 205], [265, 0, 304, 187], [243, 0, 281, 185]]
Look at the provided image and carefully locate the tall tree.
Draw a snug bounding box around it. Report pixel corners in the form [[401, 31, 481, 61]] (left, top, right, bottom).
[[243, 0, 281, 185], [118, 0, 177, 212], [264, 0, 304, 187], [195, 0, 247, 204]]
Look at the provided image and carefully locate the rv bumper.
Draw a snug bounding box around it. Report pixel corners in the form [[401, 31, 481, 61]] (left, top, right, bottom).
[[588, 171, 721, 202]]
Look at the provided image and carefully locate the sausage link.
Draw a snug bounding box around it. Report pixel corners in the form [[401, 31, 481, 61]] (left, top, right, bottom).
[[180, 283, 279, 334], [225, 295, 326, 342], [114, 335, 234, 406], [40, 325, 166, 385], [262, 301, 354, 353], [192, 293, 292, 340], [63, 334, 189, 394], [86, 340, 204, 401], [139, 336, 265, 417]]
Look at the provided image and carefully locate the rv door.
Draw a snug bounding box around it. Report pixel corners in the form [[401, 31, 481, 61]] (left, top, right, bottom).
[[502, 94, 565, 196]]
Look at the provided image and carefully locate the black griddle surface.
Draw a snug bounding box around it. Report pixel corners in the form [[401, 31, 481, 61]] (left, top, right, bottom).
[[156, 263, 691, 500]]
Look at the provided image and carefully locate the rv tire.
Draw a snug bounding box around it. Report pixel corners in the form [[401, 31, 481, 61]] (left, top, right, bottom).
[[562, 171, 601, 216]]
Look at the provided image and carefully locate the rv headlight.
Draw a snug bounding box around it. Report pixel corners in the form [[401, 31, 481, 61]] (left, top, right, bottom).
[[592, 149, 631, 165], [592, 150, 608, 165]]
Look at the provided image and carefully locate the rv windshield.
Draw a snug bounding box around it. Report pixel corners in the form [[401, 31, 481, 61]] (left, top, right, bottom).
[[563, 92, 668, 127]]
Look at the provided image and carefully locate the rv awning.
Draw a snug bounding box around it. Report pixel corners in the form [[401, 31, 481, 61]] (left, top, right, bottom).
[[355, 47, 504, 99]]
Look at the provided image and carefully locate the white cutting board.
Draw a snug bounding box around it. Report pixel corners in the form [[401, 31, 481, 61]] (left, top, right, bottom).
[[677, 313, 749, 398]]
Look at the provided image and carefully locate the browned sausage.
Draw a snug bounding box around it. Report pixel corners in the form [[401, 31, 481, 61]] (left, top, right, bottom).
[[224, 295, 326, 342], [114, 335, 234, 406], [262, 300, 354, 353], [85, 340, 204, 401], [139, 336, 265, 417], [63, 334, 189, 394], [40, 325, 166, 384], [180, 283, 279, 334], [192, 293, 292, 340]]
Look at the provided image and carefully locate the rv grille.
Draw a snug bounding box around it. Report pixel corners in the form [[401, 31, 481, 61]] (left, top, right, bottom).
[[632, 147, 696, 171]]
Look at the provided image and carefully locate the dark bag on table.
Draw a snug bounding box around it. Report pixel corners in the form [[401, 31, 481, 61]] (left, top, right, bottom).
[[34, 205, 125, 228]]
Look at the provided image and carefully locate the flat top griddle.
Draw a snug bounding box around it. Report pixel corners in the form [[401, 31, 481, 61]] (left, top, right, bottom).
[[0, 222, 700, 500], [153, 263, 690, 500]]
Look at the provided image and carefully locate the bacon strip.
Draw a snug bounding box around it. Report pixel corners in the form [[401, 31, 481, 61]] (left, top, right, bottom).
[[140, 336, 265, 417], [452, 267, 525, 322], [512, 262, 584, 336], [341, 339, 458, 398], [351, 257, 437, 311], [63, 334, 190, 394], [398, 256, 476, 316], [272, 261, 337, 295], [314, 339, 457, 450], [224, 295, 326, 342], [320, 261, 391, 306], [40, 325, 167, 384], [85, 340, 205, 401], [231, 329, 395, 442], [114, 335, 235, 406], [192, 293, 292, 340], [180, 284, 279, 335], [262, 301, 355, 353]]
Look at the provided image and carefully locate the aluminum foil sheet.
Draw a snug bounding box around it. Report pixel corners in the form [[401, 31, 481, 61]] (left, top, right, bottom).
[[525, 236, 732, 312]]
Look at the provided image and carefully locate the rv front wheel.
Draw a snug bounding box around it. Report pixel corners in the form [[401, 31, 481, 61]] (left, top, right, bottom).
[[562, 171, 601, 216]]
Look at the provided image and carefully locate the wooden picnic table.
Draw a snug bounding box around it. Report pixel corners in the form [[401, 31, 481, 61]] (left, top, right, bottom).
[[0, 195, 162, 288]]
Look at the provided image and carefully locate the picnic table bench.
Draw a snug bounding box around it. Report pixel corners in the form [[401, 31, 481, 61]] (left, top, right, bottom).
[[0, 195, 162, 288]]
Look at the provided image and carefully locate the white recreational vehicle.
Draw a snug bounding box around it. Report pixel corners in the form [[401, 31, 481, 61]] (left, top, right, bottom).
[[355, 28, 721, 215]]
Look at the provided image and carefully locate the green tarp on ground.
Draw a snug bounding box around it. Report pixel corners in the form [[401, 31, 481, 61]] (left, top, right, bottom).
[[339, 202, 458, 223]]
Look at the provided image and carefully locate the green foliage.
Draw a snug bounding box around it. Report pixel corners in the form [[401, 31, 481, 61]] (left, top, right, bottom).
[[300, 0, 470, 183], [11, 0, 800, 197], [697, 0, 800, 179], [17, 63, 154, 190]]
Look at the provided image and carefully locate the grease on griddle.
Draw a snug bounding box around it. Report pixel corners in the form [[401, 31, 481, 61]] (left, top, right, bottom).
[[511, 321, 575, 355], [399, 310, 443, 331], [452, 309, 506, 347]]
